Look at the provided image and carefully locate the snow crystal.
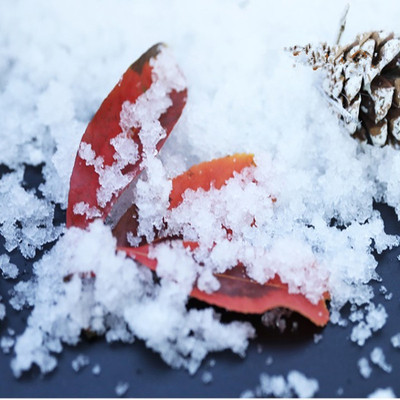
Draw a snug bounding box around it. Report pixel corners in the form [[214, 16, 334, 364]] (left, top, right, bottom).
[[115, 381, 129, 397], [358, 357, 372, 379], [390, 333, 400, 348], [201, 371, 213, 385], [370, 347, 392, 373], [1, 336, 15, 354], [0, 254, 18, 279], [368, 387, 396, 398], [92, 364, 101, 375], [71, 354, 90, 372]]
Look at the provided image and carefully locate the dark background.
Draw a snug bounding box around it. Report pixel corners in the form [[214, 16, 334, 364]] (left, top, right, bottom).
[[0, 164, 399, 397]]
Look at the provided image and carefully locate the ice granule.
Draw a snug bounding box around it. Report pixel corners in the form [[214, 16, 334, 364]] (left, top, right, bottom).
[[0, 254, 18, 279], [265, 356, 273, 366], [358, 357, 372, 379], [209, 359, 216, 368], [201, 371, 213, 385], [370, 347, 392, 373], [71, 354, 90, 372], [115, 381, 129, 397], [92, 364, 101, 375], [368, 387, 396, 398], [390, 333, 400, 348]]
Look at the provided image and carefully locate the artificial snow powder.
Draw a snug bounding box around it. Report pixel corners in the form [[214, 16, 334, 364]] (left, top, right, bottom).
[[1, 0, 400, 395]]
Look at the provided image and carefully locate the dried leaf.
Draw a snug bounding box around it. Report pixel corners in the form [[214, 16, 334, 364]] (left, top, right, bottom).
[[117, 154, 330, 327], [67, 43, 187, 229]]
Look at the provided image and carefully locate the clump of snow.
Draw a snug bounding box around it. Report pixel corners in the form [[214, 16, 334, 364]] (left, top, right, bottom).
[[201, 371, 213, 385], [115, 381, 129, 397], [10, 222, 254, 377], [368, 387, 396, 398], [0, 171, 63, 258], [370, 347, 392, 373], [358, 357, 372, 379], [248, 370, 319, 398], [1, 336, 15, 354], [0, 254, 19, 279], [313, 334, 323, 344], [71, 354, 90, 372], [391, 333, 400, 349], [92, 364, 101, 375], [351, 304, 388, 346], [0, 300, 5, 320]]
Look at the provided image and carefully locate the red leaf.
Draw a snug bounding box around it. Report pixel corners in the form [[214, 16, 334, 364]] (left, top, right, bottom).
[[67, 43, 187, 229], [116, 154, 330, 326], [118, 242, 330, 327]]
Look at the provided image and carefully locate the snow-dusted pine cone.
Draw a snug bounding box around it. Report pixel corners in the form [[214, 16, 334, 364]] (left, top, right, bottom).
[[290, 31, 400, 147]]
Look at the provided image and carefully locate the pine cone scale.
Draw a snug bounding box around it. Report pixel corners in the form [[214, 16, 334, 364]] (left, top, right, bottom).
[[290, 31, 400, 147]]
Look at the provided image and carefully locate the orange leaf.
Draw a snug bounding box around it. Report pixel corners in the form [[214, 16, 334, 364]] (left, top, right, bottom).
[[67, 43, 187, 229], [117, 154, 330, 326]]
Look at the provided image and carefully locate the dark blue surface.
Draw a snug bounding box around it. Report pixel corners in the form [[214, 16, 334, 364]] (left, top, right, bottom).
[[1, 165, 400, 397]]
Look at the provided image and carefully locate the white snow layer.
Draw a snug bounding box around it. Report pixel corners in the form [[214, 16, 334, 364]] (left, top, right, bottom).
[[1, 0, 400, 384]]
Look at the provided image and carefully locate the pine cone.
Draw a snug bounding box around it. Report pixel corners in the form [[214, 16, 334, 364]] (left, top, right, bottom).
[[290, 31, 400, 147]]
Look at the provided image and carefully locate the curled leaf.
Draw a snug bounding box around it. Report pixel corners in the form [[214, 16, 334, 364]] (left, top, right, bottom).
[[67, 43, 187, 229]]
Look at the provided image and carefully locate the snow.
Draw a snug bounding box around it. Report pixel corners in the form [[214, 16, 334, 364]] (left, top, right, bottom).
[[368, 387, 396, 398], [201, 371, 213, 384], [1, 0, 400, 392], [358, 357, 372, 379], [1, 336, 15, 354], [391, 333, 400, 348], [71, 354, 90, 372], [92, 364, 101, 375], [115, 381, 129, 397], [370, 347, 392, 373], [0, 254, 18, 279], [249, 370, 319, 398], [351, 304, 388, 346]]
